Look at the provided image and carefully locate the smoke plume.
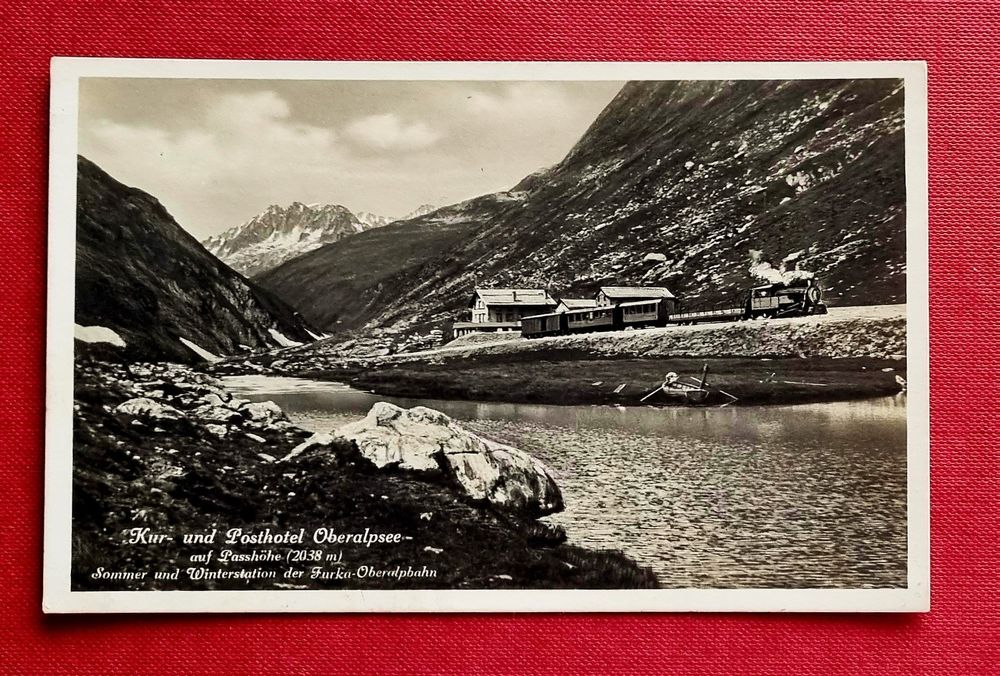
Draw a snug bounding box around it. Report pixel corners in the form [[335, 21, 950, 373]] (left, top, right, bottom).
[[749, 249, 815, 284]]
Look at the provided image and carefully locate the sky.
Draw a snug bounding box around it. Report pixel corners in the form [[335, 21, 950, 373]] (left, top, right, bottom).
[[78, 78, 624, 240]]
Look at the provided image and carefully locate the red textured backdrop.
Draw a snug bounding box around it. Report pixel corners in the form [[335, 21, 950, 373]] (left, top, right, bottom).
[[3, 1, 998, 673]]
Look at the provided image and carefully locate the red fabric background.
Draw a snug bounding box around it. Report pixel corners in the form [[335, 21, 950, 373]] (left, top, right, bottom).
[[3, 1, 997, 673]]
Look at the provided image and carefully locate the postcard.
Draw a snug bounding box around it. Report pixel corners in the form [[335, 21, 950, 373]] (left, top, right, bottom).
[[44, 59, 928, 612]]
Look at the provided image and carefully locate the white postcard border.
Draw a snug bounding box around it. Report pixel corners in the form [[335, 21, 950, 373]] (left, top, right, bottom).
[[44, 58, 929, 613]]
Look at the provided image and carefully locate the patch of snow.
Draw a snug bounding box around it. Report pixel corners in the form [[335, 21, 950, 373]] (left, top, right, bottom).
[[268, 328, 303, 348], [304, 328, 326, 341], [74, 324, 126, 347], [179, 337, 221, 362]]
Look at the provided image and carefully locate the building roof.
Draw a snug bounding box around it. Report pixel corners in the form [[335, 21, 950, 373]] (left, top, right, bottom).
[[619, 298, 667, 308], [452, 321, 521, 329], [556, 298, 598, 310], [472, 288, 557, 306], [521, 310, 564, 320], [598, 286, 675, 300]]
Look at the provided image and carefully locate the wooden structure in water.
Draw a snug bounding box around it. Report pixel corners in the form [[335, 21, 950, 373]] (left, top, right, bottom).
[[639, 364, 739, 407]]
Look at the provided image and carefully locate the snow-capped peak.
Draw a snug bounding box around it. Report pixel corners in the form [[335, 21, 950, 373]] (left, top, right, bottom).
[[203, 202, 365, 277]]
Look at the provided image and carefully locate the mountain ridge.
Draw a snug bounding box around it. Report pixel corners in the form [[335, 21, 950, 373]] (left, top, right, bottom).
[[204, 202, 439, 277], [75, 156, 319, 362], [258, 79, 906, 335]]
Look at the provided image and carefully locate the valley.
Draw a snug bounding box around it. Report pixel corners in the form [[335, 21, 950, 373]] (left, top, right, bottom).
[[253, 79, 905, 336], [67, 75, 912, 593]]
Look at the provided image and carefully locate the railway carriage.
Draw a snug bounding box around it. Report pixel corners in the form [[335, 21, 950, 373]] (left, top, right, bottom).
[[565, 305, 620, 333], [518, 276, 827, 339], [520, 311, 567, 339], [619, 298, 672, 329]]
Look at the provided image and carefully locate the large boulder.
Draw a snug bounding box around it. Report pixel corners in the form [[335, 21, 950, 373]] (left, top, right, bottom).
[[334, 403, 563, 517], [114, 397, 183, 423]]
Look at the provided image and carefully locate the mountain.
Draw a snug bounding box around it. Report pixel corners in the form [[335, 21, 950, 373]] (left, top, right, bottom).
[[258, 79, 906, 334], [354, 211, 396, 229], [75, 156, 319, 362], [257, 194, 515, 331], [401, 204, 439, 220], [204, 203, 439, 277], [203, 202, 367, 277], [356, 204, 438, 230]]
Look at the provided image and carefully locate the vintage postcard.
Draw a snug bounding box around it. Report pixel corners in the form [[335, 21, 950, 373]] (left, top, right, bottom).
[[44, 59, 929, 613]]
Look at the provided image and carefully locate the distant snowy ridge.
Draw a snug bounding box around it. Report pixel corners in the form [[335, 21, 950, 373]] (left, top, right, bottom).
[[202, 202, 364, 277], [203, 202, 438, 277], [357, 204, 438, 229]]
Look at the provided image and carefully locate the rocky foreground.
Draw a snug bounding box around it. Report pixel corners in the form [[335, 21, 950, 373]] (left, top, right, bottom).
[[73, 359, 656, 590]]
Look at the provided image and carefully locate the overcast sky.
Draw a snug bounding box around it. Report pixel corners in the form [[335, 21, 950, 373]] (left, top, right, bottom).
[[78, 78, 623, 240]]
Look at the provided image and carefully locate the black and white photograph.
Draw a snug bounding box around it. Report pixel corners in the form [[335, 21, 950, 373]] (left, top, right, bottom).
[[44, 60, 928, 613]]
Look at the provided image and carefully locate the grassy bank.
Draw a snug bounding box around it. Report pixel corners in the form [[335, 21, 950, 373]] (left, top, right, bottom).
[[73, 359, 657, 590], [206, 305, 907, 407], [302, 355, 905, 407]]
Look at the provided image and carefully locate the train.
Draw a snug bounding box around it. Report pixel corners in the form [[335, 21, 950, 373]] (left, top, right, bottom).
[[520, 277, 828, 339]]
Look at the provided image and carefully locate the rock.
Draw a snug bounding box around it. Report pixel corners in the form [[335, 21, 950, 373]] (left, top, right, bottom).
[[643, 252, 667, 263], [190, 404, 244, 425], [114, 398, 183, 423], [205, 424, 228, 437], [202, 393, 226, 407], [240, 401, 287, 425], [335, 403, 563, 516], [224, 396, 251, 411], [280, 433, 337, 462]]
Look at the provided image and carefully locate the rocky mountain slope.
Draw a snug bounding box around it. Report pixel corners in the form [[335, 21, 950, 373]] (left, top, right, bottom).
[[75, 156, 319, 362], [205, 203, 440, 277], [259, 79, 906, 334]]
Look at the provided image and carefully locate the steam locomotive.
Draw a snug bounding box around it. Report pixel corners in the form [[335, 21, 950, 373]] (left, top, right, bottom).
[[521, 277, 827, 339]]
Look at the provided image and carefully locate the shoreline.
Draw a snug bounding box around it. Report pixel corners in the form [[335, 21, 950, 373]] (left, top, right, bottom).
[[209, 304, 907, 408], [297, 356, 905, 408]]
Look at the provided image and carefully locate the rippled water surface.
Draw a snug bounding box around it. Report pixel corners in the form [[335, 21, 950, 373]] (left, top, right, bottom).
[[224, 375, 907, 588]]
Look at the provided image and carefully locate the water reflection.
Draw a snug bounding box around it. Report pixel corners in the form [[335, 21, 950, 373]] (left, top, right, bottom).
[[224, 375, 907, 588]]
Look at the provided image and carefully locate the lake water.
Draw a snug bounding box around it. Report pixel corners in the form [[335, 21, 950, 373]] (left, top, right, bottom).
[[223, 375, 908, 588]]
